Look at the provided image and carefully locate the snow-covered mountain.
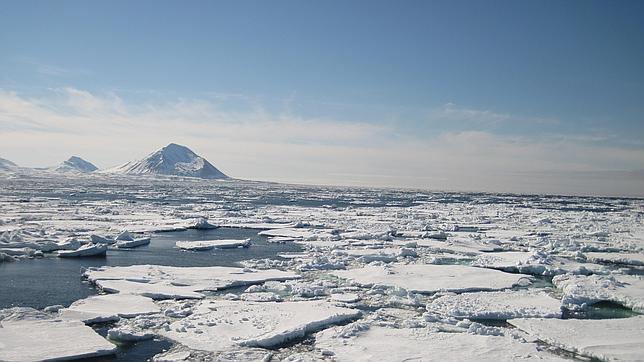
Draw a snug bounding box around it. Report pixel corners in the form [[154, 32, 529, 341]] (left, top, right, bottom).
[[104, 143, 228, 179], [53, 156, 98, 173], [0, 157, 18, 171]]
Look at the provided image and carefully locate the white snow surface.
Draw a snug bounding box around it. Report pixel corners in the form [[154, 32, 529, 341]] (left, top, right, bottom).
[[161, 299, 360, 352], [59, 294, 160, 323], [428, 289, 562, 320], [315, 325, 564, 361], [509, 316, 644, 361], [331, 264, 532, 293]]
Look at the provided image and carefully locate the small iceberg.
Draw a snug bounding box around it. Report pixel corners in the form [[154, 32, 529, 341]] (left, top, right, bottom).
[[57, 244, 107, 258], [113, 231, 151, 249], [189, 217, 219, 230], [115, 237, 151, 249], [176, 239, 251, 251]]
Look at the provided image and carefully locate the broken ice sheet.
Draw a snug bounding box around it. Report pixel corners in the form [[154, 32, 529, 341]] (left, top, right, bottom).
[[59, 293, 160, 324], [0, 309, 116, 361], [427, 289, 562, 320], [553, 273, 644, 312], [160, 299, 360, 353], [84, 264, 300, 299], [315, 324, 565, 361], [331, 263, 532, 293], [509, 316, 644, 361]]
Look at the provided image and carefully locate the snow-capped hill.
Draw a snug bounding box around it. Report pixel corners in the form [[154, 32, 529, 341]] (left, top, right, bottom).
[[0, 157, 18, 171], [54, 156, 98, 173], [105, 143, 228, 179]]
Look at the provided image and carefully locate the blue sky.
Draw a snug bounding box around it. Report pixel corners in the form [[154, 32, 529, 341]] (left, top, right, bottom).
[[1, 1, 643, 195]]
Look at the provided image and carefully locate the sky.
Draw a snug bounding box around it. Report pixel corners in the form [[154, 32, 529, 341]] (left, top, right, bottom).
[[1, 0, 643, 196]]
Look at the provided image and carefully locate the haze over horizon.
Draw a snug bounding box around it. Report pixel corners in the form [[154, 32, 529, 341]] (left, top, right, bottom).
[[1, 1, 643, 196]]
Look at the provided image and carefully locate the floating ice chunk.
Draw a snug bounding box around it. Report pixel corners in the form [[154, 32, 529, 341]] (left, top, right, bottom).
[[428, 289, 562, 320], [553, 274, 644, 312], [585, 252, 644, 266], [188, 217, 219, 230], [472, 251, 533, 269], [473, 250, 603, 276], [258, 227, 335, 240], [161, 300, 360, 352], [107, 326, 155, 342], [315, 325, 564, 361], [0, 316, 116, 361], [116, 231, 135, 241], [509, 316, 644, 361], [330, 293, 361, 303], [57, 243, 107, 257], [393, 239, 490, 255], [60, 294, 160, 324], [116, 237, 151, 248], [338, 247, 402, 263], [331, 264, 532, 293], [90, 234, 116, 244], [240, 292, 282, 302], [97, 279, 205, 299], [222, 222, 297, 230], [175, 238, 250, 251], [84, 264, 300, 299]]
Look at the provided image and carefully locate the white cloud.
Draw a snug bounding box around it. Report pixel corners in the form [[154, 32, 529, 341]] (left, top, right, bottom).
[[0, 88, 642, 196]]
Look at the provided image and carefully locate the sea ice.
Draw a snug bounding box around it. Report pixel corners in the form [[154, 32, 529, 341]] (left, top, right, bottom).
[[116, 236, 151, 248], [59, 294, 160, 323], [331, 264, 532, 293], [509, 316, 644, 361], [57, 243, 107, 258], [0, 314, 116, 361], [553, 274, 644, 312], [315, 325, 564, 361], [428, 289, 562, 320], [585, 252, 644, 266], [175, 238, 250, 251], [161, 300, 360, 353], [84, 264, 300, 299]]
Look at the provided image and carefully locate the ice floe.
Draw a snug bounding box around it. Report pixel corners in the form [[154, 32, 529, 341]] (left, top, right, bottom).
[[331, 264, 532, 293], [553, 274, 644, 312], [0, 309, 116, 361], [59, 293, 160, 323], [175, 238, 250, 251], [427, 289, 562, 320], [510, 316, 644, 361], [84, 264, 300, 299], [315, 325, 564, 361], [161, 300, 360, 353], [57, 243, 107, 257]]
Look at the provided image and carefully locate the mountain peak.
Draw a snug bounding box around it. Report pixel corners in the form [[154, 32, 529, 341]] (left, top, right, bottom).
[[54, 156, 98, 173], [105, 144, 227, 179]]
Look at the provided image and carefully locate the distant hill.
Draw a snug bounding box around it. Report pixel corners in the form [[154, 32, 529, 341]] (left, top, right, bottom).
[[103, 143, 228, 179], [53, 156, 99, 173], [0, 157, 18, 171]]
